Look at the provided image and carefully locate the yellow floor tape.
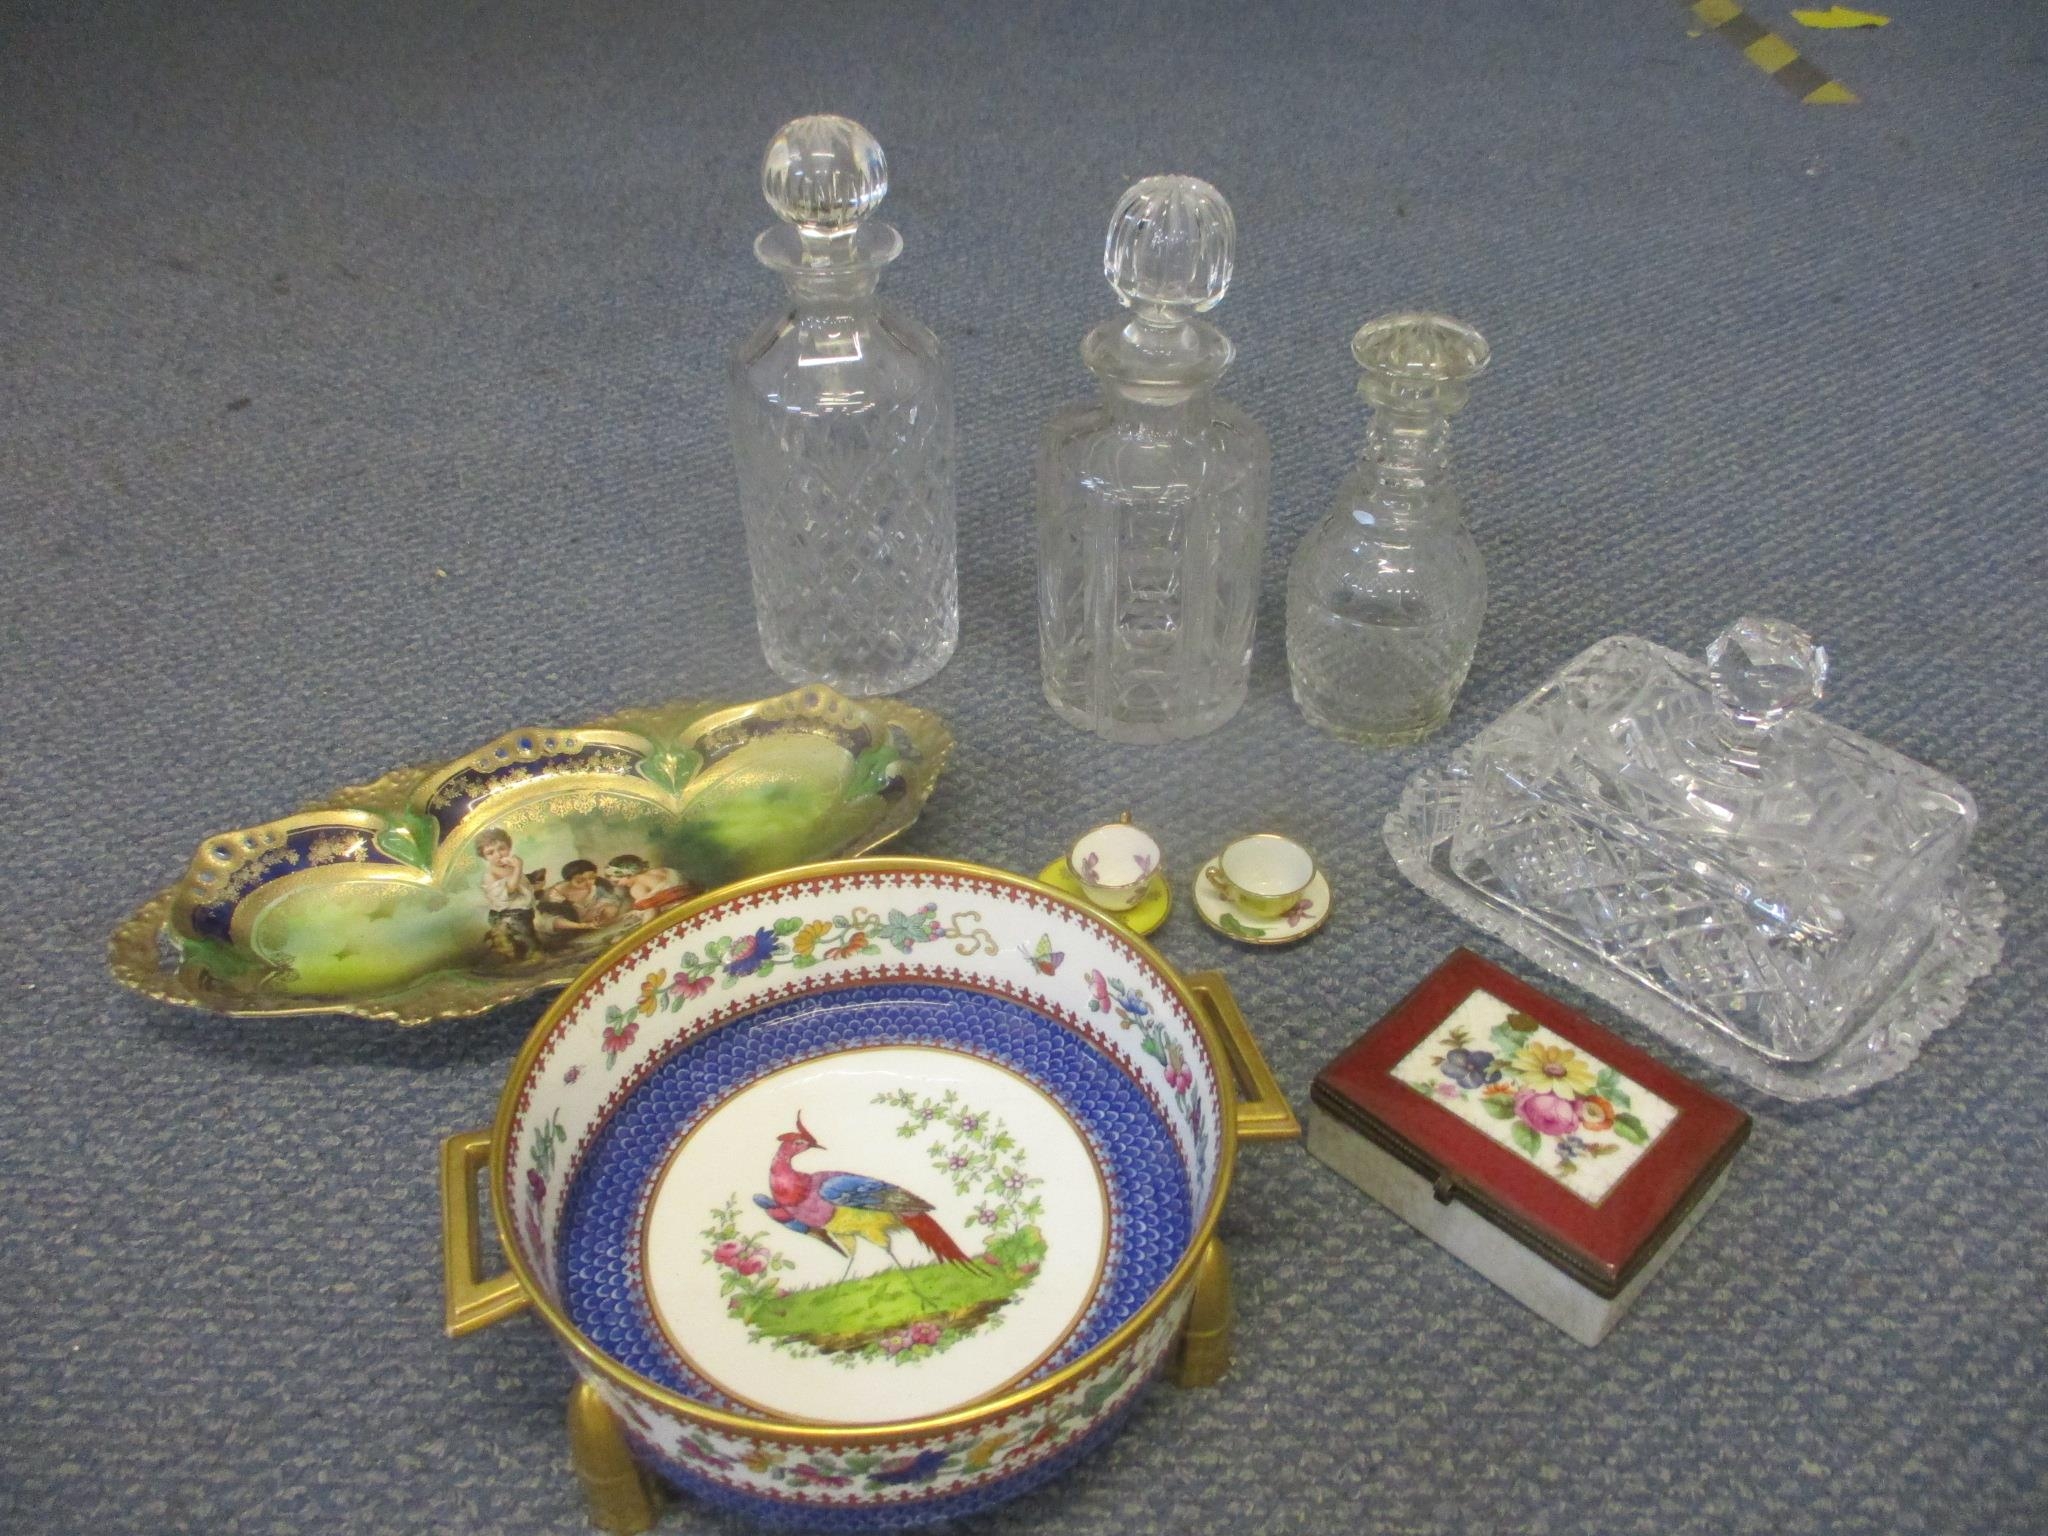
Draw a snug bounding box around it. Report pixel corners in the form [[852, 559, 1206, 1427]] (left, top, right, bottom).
[[1686, 0, 1861, 103]]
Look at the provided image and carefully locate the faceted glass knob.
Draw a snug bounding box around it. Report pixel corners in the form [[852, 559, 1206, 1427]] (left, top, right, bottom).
[[1103, 176, 1235, 317], [1351, 313, 1490, 415], [761, 114, 888, 235], [1707, 617, 1828, 728]]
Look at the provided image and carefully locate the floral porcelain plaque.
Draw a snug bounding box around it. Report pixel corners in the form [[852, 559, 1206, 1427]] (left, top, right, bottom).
[[1311, 950, 1749, 1302], [1390, 991, 1678, 1204]]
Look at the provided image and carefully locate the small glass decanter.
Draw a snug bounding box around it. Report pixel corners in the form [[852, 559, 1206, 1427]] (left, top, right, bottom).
[[728, 114, 958, 695], [1286, 313, 1491, 744], [1036, 176, 1270, 743]]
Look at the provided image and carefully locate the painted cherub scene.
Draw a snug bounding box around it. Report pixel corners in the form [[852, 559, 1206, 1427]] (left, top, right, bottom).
[[475, 826, 698, 967], [702, 1090, 1049, 1367]]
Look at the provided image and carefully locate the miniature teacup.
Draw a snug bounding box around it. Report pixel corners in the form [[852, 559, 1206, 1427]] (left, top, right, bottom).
[[1206, 834, 1316, 919], [1067, 817, 1162, 913]]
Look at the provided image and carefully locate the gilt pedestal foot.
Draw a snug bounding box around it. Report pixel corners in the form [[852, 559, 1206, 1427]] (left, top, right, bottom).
[[1169, 1236, 1232, 1388], [567, 1379, 663, 1534]]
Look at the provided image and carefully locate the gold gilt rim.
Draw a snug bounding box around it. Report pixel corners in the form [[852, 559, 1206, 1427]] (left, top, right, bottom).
[[488, 854, 1244, 1449], [107, 690, 954, 1026]]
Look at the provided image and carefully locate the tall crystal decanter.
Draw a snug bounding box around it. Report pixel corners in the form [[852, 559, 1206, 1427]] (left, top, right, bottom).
[[1036, 176, 1270, 743], [1286, 313, 1491, 744], [728, 114, 958, 695]]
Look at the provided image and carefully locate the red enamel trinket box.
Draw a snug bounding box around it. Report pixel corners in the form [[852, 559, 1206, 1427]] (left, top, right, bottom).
[[1309, 949, 1751, 1346]]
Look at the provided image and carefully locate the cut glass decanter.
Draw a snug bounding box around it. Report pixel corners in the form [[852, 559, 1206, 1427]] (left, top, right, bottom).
[[1286, 313, 1490, 745], [728, 115, 958, 696], [1385, 618, 2004, 1100], [1036, 176, 1271, 743]]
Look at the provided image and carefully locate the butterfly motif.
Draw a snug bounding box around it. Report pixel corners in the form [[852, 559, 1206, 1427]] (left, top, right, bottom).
[[1021, 933, 1066, 976]]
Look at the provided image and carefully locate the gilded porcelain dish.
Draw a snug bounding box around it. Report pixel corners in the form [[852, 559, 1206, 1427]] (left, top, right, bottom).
[[440, 857, 1299, 1529], [109, 689, 951, 1025]]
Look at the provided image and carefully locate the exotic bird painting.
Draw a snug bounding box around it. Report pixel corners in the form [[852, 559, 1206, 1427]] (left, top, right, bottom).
[[703, 1091, 1051, 1368], [753, 1112, 982, 1280]]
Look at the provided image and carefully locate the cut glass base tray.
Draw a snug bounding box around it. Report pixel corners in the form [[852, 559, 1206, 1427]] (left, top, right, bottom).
[[1385, 752, 2005, 1102]]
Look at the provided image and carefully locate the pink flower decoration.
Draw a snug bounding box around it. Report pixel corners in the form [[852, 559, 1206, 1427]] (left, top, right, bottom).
[[669, 972, 713, 1001], [712, 1240, 744, 1268], [909, 1321, 943, 1346], [735, 1256, 764, 1277], [1086, 970, 1112, 1013], [1515, 1089, 1580, 1138], [1166, 1064, 1194, 1093]]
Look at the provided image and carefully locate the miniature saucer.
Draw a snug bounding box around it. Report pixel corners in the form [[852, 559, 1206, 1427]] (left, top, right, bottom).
[[1193, 856, 1331, 945], [1037, 859, 1171, 937]]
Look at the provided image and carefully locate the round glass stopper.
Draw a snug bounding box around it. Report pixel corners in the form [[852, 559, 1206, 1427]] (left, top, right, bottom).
[[1103, 175, 1235, 317], [761, 114, 888, 234]]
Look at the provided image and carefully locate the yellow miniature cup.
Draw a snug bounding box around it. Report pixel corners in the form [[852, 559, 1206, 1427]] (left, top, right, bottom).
[[1067, 816, 1163, 913], [1206, 834, 1316, 919]]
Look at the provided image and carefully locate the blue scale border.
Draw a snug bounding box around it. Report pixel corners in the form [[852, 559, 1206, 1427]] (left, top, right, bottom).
[[560, 981, 1193, 1412]]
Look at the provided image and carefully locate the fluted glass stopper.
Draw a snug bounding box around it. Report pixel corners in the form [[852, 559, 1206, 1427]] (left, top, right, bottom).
[[1707, 617, 1828, 728], [762, 114, 888, 236], [1085, 176, 1237, 389], [1352, 312, 1490, 415], [1104, 175, 1234, 319]]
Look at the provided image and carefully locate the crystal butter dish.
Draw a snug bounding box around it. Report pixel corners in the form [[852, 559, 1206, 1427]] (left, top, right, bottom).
[[109, 688, 950, 1025], [1384, 619, 2004, 1100]]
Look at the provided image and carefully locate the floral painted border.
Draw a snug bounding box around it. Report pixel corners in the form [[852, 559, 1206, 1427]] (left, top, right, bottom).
[[597, 903, 990, 1066], [505, 868, 1222, 1326], [589, 1295, 1181, 1509], [1392, 988, 1678, 1205], [489, 867, 1228, 1515]]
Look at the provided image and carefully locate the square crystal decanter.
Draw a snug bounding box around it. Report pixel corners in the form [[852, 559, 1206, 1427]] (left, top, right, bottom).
[[1384, 618, 2005, 1100]]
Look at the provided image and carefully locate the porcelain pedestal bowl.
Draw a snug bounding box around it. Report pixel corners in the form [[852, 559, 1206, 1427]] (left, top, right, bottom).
[[440, 857, 1296, 1530]]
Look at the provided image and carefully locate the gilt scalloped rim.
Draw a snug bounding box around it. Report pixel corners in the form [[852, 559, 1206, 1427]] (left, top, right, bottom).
[[107, 688, 953, 1025]]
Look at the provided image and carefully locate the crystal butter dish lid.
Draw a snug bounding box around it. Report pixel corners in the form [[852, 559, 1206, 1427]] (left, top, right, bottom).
[[1384, 618, 2005, 1100]]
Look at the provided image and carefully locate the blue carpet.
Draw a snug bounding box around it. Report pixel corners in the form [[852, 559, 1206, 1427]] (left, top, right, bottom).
[[2, 2, 2043, 1532]]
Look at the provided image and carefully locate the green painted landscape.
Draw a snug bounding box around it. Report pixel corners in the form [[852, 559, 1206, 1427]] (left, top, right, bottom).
[[240, 732, 899, 997], [743, 1227, 1048, 1358]]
